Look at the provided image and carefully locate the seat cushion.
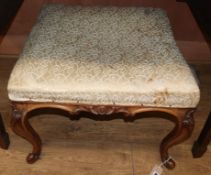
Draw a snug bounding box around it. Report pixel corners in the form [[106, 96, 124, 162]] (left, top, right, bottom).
[[7, 5, 200, 108]]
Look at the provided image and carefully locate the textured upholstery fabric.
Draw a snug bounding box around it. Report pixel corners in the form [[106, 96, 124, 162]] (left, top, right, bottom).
[[8, 5, 200, 107]]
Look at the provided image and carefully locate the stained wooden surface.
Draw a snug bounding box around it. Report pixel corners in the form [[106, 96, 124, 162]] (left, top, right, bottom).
[[0, 57, 211, 174]]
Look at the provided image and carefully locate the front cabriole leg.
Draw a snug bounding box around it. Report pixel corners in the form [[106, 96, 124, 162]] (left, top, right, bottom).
[[160, 109, 195, 169], [10, 103, 42, 163]]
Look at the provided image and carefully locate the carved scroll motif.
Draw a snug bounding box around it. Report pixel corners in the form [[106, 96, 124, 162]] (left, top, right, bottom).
[[183, 109, 195, 127], [72, 105, 131, 116]]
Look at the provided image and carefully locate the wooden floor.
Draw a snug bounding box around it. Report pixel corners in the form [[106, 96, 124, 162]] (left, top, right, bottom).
[[0, 57, 210, 175]]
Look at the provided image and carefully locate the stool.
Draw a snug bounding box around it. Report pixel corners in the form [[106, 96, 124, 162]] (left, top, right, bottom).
[[7, 5, 200, 169], [0, 113, 10, 149]]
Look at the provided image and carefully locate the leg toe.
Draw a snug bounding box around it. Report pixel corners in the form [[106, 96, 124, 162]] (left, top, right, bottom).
[[164, 158, 176, 169], [26, 153, 40, 164]]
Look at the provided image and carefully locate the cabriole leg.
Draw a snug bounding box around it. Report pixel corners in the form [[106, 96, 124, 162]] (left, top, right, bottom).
[[11, 105, 42, 163], [160, 109, 194, 169]]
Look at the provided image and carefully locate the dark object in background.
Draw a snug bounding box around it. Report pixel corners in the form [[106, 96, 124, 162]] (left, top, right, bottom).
[[0, 113, 10, 149], [0, 0, 23, 43], [186, 0, 211, 41], [188, 0, 211, 157], [192, 112, 211, 158]]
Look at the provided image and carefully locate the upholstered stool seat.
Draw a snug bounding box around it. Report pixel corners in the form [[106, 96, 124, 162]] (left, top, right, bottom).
[[8, 5, 199, 107], [8, 5, 200, 169]]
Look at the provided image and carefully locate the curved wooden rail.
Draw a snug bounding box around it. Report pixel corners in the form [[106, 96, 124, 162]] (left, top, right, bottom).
[[10, 101, 195, 169]]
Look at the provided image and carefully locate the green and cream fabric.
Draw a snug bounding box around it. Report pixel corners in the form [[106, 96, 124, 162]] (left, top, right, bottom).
[[8, 5, 200, 107]]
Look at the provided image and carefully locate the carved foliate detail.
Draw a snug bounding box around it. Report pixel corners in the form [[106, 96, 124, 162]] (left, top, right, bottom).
[[183, 109, 195, 127], [11, 103, 28, 120], [12, 109, 23, 119], [88, 106, 117, 115], [73, 105, 130, 116]]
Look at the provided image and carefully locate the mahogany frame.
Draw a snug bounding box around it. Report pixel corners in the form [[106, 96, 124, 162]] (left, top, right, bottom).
[[10, 101, 196, 169]]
